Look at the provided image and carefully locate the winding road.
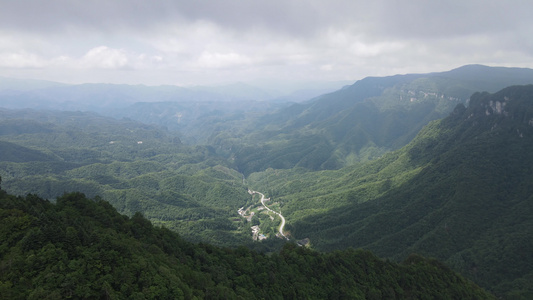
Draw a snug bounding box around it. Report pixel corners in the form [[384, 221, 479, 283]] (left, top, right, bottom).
[[250, 190, 289, 240]]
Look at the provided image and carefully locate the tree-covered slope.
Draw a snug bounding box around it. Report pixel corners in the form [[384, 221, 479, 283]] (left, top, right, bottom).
[[248, 85, 533, 298], [0, 190, 494, 299], [221, 65, 533, 174], [0, 140, 57, 163], [0, 110, 258, 248]]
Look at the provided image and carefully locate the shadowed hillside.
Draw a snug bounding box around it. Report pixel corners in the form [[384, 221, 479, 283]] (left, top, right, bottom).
[[248, 85, 533, 298], [222, 65, 533, 174]]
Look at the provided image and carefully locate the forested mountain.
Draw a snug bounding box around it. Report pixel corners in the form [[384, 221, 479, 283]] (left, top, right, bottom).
[[2, 66, 531, 151], [0, 109, 268, 248], [0, 190, 495, 299], [1, 67, 533, 298], [247, 85, 533, 298], [0, 79, 336, 143], [220, 65, 533, 174]]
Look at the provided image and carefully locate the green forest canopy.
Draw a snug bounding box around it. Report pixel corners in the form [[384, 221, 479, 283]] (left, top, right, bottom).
[[0, 189, 494, 299]]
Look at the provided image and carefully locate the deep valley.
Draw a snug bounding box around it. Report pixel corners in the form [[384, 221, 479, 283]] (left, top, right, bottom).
[[1, 65, 533, 298]]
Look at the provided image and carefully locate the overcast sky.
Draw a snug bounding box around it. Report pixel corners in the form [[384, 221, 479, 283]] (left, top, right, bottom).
[[0, 0, 532, 87]]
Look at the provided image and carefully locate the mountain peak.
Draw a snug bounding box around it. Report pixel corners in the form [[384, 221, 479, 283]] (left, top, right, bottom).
[[466, 85, 533, 122]]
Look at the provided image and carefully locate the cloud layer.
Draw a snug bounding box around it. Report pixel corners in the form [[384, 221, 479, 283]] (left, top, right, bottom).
[[0, 0, 532, 86]]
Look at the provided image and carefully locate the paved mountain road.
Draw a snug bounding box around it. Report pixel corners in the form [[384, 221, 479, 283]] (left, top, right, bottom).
[[250, 190, 289, 240]]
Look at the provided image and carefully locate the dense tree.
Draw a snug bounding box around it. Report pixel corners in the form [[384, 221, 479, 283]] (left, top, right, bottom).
[[2, 75, 533, 299], [248, 85, 533, 299], [0, 191, 494, 299]]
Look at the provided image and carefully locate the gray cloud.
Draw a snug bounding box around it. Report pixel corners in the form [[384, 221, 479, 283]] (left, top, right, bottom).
[[9, 1, 508, 38], [0, 1, 324, 36], [0, 0, 532, 86]]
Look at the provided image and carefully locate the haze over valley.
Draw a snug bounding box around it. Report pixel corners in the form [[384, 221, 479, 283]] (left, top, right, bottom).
[[1, 1, 533, 299], [2, 65, 533, 298]]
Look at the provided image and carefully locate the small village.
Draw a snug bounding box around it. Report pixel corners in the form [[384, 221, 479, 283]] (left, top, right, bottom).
[[237, 189, 289, 241], [238, 190, 312, 246]]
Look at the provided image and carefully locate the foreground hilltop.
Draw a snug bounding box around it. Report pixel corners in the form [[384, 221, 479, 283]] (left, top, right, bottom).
[[0, 189, 493, 299]]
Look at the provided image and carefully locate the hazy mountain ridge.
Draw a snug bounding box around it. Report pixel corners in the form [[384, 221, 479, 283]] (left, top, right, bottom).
[[222, 65, 533, 175], [0, 79, 344, 144], [2, 65, 530, 152], [0, 76, 67, 91]]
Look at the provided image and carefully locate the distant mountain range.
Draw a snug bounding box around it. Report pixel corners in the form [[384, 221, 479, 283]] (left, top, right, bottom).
[[0, 77, 347, 113], [0, 77, 348, 107], [218, 65, 533, 174], [0, 77, 349, 143], [2, 65, 531, 150]]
